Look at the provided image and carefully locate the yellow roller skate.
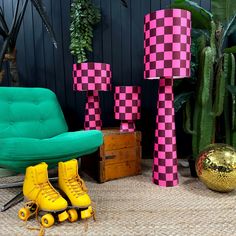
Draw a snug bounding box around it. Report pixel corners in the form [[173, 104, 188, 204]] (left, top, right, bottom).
[[18, 162, 69, 228], [58, 159, 94, 223]]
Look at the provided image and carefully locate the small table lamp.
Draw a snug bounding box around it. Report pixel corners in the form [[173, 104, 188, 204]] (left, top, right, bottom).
[[114, 86, 141, 132], [144, 9, 191, 187], [73, 62, 112, 130]]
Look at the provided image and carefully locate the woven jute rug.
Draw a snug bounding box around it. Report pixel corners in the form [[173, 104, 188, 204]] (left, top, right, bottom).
[[0, 160, 236, 236]]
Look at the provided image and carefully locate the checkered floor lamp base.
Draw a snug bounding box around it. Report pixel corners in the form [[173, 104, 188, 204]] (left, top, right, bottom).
[[114, 86, 141, 132], [85, 90, 102, 130], [73, 62, 112, 130], [144, 9, 191, 187]]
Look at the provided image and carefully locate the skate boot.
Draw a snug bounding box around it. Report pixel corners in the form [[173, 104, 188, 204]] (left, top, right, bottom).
[[18, 162, 69, 228], [58, 159, 94, 222]]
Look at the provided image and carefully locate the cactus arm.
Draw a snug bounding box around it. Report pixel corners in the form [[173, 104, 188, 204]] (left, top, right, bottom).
[[229, 54, 236, 147], [192, 47, 214, 159], [192, 104, 200, 158], [210, 21, 217, 62], [196, 34, 207, 59], [198, 106, 214, 150], [223, 53, 231, 144], [230, 54, 236, 130], [212, 61, 226, 117], [183, 100, 195, 135], [197, 47, 213, 106], [223, 53, 236, 145]]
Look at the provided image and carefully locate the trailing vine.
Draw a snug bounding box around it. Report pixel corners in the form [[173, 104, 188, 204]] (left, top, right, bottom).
[[70, 0, 101, 63]]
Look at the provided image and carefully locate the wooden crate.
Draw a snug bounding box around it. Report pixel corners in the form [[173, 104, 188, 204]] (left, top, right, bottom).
[[81, 128, 142, 183]]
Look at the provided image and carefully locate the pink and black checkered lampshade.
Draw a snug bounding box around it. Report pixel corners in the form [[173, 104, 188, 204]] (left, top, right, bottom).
[[144, 9, 191, 187], [73, 62, 111, 91], [73, 62, 112, 130], [114, 86, 141, 132], [144, 9, 191, 79]]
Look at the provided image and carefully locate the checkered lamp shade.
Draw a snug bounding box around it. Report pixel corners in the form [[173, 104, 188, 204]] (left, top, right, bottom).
[[73, 62, 112, 130], [73, 62, 111, 91], [114, 86, 141, 132], [144, 9, 191, 79]]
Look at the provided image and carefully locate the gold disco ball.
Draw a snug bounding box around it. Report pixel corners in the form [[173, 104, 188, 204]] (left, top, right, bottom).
[[195, 143, 236, 192]]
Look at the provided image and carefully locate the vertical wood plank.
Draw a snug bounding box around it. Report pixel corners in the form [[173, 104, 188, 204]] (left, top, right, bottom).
[[43, 0, 56, 92], [101, 0, 117, 127], [1, 0, 13, 86], [142, 0, 159, 157], [161, 0, 171, 9], [150, 0, 160, 11], [60, 0, 78, 130], [131, 0, 143, 87], [15, 0, 27, 86], [32, 3, 45, 88], [23, 3, 36, 86], [121, 0, 131, 85], [111, 0, 122, 87], [52, 0, 66, 108]]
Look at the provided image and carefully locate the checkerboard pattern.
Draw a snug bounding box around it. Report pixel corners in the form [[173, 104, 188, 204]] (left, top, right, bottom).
[[120, 120, 136, 132], [144, 9, 191, 79], [73, 62, 112, 130], [153, 78, 178, 187], [84, 91, 102, 130], [114, 86, 141, 132], [73, 62, 111, 91]]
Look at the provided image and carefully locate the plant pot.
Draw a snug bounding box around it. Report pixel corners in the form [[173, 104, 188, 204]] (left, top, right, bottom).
[[188, 159, 197, 177]]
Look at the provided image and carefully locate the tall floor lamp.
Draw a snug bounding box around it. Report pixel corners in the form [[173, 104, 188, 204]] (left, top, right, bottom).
[[144, 9, 191, 187]]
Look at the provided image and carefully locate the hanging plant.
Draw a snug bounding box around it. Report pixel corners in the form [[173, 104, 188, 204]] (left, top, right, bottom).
[[70, 0, 101, 63]]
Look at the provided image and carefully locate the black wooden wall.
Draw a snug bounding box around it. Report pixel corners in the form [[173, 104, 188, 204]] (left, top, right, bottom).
[[0, 0, 211, 157]]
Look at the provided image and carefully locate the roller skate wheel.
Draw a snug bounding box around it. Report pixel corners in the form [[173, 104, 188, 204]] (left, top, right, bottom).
[[58, 210, 69, 222], [68, 209, 78, 222], [41, 213, 55, 228], [18, 207, 30, 221], [81, 209, 92, 219]]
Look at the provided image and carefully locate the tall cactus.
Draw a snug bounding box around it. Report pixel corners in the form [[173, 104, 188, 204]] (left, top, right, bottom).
[[184, 46, 225, 159], [224, 53, 236, 146]]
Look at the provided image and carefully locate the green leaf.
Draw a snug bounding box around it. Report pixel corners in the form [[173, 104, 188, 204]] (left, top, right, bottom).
[[211, 0, 236, 24], [224, 45, 236, 53], [221, 13, 236, 51], [171, 0, 213, 29], [70, 0, 101, 62], [174, 91, 194, 112]]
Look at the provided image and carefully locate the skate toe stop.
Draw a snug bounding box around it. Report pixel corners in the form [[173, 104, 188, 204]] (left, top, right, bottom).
[[58, 210, 69, 222], [81, 209, 92, 219]]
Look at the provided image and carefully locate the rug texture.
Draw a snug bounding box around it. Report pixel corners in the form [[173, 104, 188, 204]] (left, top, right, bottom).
[[0, 160, 236, 236]]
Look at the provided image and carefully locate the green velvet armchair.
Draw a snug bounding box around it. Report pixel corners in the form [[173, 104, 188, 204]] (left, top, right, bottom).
[[0, 87, 103, 173]]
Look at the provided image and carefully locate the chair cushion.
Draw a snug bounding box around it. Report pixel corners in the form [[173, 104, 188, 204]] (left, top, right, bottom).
[[0, 130, 103, 172], [0, 87, 68, 139]]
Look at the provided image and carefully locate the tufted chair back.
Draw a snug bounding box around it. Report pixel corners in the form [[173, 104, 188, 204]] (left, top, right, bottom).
[[0, 87, 68, 139]]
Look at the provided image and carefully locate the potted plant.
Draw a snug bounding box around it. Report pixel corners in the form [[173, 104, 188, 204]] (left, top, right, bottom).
[[70, 0, 100, 64], [172, 0, 236, 176], [0, 0, 57, 86]]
